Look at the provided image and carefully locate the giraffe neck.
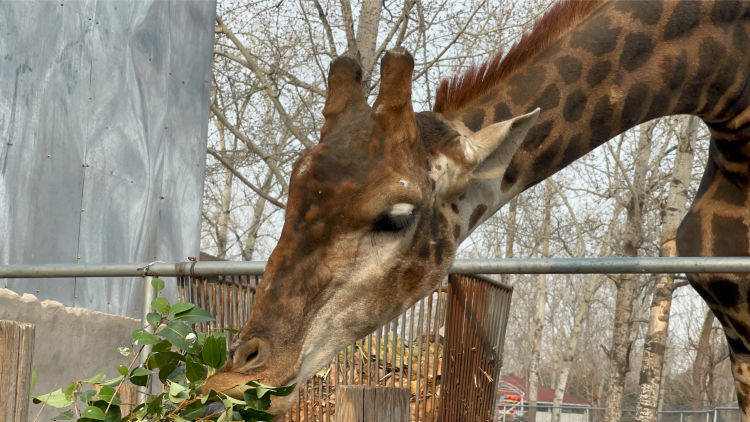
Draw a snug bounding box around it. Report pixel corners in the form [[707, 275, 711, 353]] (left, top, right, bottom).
[[442, 0, 750, 241]]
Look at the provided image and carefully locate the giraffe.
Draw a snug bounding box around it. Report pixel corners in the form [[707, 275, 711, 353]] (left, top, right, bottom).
[[203, 0, 750, 416]]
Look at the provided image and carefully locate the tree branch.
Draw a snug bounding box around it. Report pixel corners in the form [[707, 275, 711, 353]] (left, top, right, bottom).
[[207, 148, 286, 209], [216, 15, 315, 149]]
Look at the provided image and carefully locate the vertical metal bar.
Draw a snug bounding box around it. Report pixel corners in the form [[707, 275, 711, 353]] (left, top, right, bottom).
[[422, 292, 434, 420], [407, 302, 415, 397], [327, 362, 332, 421], [399, 309, 407, 389], [137, 276, 155, 405], [383, 319, 391, 385], [430, 283, 443, 421], [303, 379, 309, 422], [487, 280, 504, 419], [414, 299, 424, 422], [457, 275, 474, 420], [439, 276, 455, 422], [376, 324, 383, 385], [296, 385, 302, 422], [358, 338, 364, 386], [472, 279, 489, 420], [363, 334, 370, 386]]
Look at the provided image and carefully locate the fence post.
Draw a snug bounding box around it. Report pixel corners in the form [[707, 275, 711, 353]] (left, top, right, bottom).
[[334, 386, 409, 422], [0, 319, 35, 422]]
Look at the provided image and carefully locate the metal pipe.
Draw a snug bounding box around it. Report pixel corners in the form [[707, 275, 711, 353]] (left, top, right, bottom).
[[6, 257, 750, 279], [136, 276, 155, 405]]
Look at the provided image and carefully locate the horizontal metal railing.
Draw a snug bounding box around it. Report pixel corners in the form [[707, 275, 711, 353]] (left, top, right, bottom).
[[5, 257, 750, 278]]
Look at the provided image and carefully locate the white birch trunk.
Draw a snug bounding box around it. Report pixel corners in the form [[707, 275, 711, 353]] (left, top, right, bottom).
[[635, 116, 697, 421], [527, 183, 554, 422]]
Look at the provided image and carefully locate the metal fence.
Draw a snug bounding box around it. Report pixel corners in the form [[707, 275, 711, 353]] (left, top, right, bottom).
[[441, 274, 512, 422], [503, 404, 742, 422], [4, 257, 750, 421], [177, 272, 513, 422]]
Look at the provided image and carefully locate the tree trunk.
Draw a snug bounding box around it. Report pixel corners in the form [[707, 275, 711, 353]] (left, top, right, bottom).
[[215, 122, 235, 259], [355, 0, 384, 90], [635, 116, 697, 421], [604, 122, 655, 422], [527, 183, 554, 422], [500, 197, 518, 286], [691, 309, 715, 408], [551, 275, 600, 422], [239, 170, 274, 261]]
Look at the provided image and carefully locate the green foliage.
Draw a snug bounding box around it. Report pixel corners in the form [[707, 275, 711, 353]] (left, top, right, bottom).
[[33, 278, 294, 421]]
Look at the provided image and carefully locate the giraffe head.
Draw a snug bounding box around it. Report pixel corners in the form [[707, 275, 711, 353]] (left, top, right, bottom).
[[202, 48, 538, 412]]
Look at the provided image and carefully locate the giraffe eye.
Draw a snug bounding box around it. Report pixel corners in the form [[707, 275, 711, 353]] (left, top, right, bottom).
[[372, 203, 416, 232]]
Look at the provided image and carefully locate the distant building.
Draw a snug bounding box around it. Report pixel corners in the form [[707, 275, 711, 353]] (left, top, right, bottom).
[[496, 374, 590, 422]]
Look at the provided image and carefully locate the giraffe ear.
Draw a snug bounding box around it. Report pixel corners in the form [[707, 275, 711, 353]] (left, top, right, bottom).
[[432, 109, 540, 198], [464, 108, 540, 180], [322, 55, 367, 127], [373, 47, 415, 119]]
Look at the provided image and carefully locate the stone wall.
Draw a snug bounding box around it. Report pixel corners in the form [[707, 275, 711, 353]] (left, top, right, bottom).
[[0, 288, 139, 420]]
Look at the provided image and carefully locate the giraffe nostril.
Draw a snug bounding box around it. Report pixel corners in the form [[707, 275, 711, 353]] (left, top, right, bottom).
[[233, 337, 269, 369]]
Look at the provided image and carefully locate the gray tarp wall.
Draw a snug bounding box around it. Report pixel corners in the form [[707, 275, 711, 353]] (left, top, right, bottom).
[[0, 0, 216, 318]]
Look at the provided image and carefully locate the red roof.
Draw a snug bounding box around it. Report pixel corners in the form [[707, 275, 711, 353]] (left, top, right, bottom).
[[498, 375, 589, 406]]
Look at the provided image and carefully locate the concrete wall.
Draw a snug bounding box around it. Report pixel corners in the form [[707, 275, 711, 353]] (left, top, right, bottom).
[[0, 288, 139, 420]]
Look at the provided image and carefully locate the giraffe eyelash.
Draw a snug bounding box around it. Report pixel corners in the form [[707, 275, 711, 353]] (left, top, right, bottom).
[[372, 204, 417, 233]]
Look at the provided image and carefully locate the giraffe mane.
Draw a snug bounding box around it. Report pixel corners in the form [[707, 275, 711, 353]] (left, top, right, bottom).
[[433, 0, 608, 114]]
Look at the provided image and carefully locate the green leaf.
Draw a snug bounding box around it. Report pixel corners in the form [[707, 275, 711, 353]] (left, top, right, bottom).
[[170, 302, 194, 315], [150, 339, 172, 353], [132, 328, 160, 346], [97, 385, 116, 403], [185, 356, 208, 383], [100, 376, 124, 388], [51, 409, 74, 420], [202, 335, 227, 369], [147, 351, 182, 369], [129, 367, 153, 387], [146, 393, 164, 415], [223, 327, 239, 334], [117, 346, 131, 357], [270, 383, 296, 397], [168, 382, 189, 404], [238, 407, 276, 421], [146, 312, 162, 328], [180, 400, 210, 419], [85, 372, 106, 384], [33, 389, 73, 408], [63, 382, 78, 400], [78, 389, 96, 403], [174, 306, 215, 323], [158, 320, 192, 351], [244, 388, 271, 411], [116, 365, 128, 376], [151, 297, 171, 315], [151, 277, 165, 292], [81, 405, 105, 420], [217, 408, 231, 422]]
